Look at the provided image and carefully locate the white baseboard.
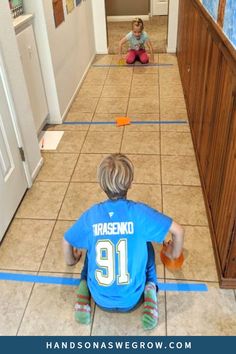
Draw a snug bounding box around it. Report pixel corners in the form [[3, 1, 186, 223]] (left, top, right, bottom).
[[96, 49, 109, 54], [31, 156, 44, 182], [107, 15, 149, 22], [37, 116, 48, 135], [61, 54, 96, 122], [46, 117, 62, 125]]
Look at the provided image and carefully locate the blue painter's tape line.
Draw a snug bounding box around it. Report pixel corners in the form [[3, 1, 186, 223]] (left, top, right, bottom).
[[0, 272, 80, 286], [63, 121, 115, 125], [158, 282, 208, 292], [92, 64, 174, 67], [0, 272, 207, 292], [63, 120, 188, 126], [132, 120, 188, 125]]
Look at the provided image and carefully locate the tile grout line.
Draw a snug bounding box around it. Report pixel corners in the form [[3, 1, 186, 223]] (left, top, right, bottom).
[[91, 60, 110, 124], [158, 53, 168, 336], [83, 62, 110, 336], [77, 60, 110, 336], [13, 216, 210, 228], [90, 303, 97, 336], [121, 64, 135, 147], [16, 281, 37, 336], [31, 180, 204, 189], [37, 94, 96, 272], [39, 151, 196, 157], [119, 63, 134, 152], [40, 151, 196, 158], [37, 218, 58, 274], [164, 290, 168, 336]]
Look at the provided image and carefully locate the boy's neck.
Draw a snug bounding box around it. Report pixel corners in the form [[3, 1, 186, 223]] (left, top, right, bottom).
[[109, 195, 127, 201]]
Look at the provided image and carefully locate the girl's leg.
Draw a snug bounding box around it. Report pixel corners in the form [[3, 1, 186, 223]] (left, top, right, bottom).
[[75, 254, 91, 324], [138, 50, 149, 64], [141, 242, 158, 330], [126, 50, 136, 64]]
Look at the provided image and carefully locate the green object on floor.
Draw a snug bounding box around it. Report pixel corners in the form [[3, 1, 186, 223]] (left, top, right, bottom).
[[141, 282, 158, 330], [74, 280, 91, 325]]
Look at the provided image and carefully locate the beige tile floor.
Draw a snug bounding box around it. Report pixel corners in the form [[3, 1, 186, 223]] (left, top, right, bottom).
[[0, 54, 236, 336]]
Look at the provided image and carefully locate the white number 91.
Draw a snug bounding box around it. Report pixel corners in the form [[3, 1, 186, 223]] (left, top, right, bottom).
[[95, 239, 130, 286]]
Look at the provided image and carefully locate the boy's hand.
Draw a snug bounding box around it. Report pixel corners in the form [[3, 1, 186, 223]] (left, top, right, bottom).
[[161, 240, 184, 270], [163, 240, 174, 260], [71, 248, 82, 265], [63, 239, 82, 266]]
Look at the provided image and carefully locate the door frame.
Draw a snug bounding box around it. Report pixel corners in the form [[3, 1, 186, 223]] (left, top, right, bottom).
[[150, 0, 179, 53], [167, 0, 179, 53], [0, 48, 32, 187], [100, 0, 179, 54]]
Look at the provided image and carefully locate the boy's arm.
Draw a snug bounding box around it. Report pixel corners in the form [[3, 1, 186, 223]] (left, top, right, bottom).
[[63, 239, 82, 266], [165, 221, 184, 259], [118, 36, 128, 57]]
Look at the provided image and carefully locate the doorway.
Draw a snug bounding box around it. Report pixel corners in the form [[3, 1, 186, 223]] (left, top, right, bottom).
[[105, 0, 169, 54]]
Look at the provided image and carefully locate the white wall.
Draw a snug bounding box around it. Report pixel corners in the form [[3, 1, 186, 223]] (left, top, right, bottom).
[[167, 0, 179, 53], [92, 0, 108, 54], [0, 0, 42, 180], [24, 0, 96, 123]]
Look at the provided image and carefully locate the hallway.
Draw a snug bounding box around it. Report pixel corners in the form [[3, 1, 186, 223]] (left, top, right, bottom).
[[0, 54, 236, 336]]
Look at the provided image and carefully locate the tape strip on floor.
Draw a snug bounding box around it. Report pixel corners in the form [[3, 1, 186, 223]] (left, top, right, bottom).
[[92, 63, 174, 67], [0, 272, 208, 292], [63, 120, 188, 125]]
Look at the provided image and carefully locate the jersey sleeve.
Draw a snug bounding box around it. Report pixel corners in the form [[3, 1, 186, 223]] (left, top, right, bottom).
[[64, 211, 89, 249], [137, 203, 172, 243]]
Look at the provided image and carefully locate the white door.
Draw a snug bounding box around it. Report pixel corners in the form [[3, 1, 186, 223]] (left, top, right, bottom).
[[0, 64, 28, 241], [17, 25, 48, 133], [151, 0, 169, 15]]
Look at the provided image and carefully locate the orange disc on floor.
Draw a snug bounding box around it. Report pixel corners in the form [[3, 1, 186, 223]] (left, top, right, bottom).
[[160, 243, 184, 270], [116, 116, 131, 127]]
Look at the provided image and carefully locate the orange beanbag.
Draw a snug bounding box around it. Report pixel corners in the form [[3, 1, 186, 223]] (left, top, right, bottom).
[[160, 242, 184, 270]]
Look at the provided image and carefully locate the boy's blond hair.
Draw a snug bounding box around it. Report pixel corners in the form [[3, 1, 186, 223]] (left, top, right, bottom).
[[132, 17, 144, 30], [97, 154, 134, 199]]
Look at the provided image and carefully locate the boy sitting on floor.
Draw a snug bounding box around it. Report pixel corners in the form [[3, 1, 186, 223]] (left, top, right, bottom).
[[63, 153, 184, 330]]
